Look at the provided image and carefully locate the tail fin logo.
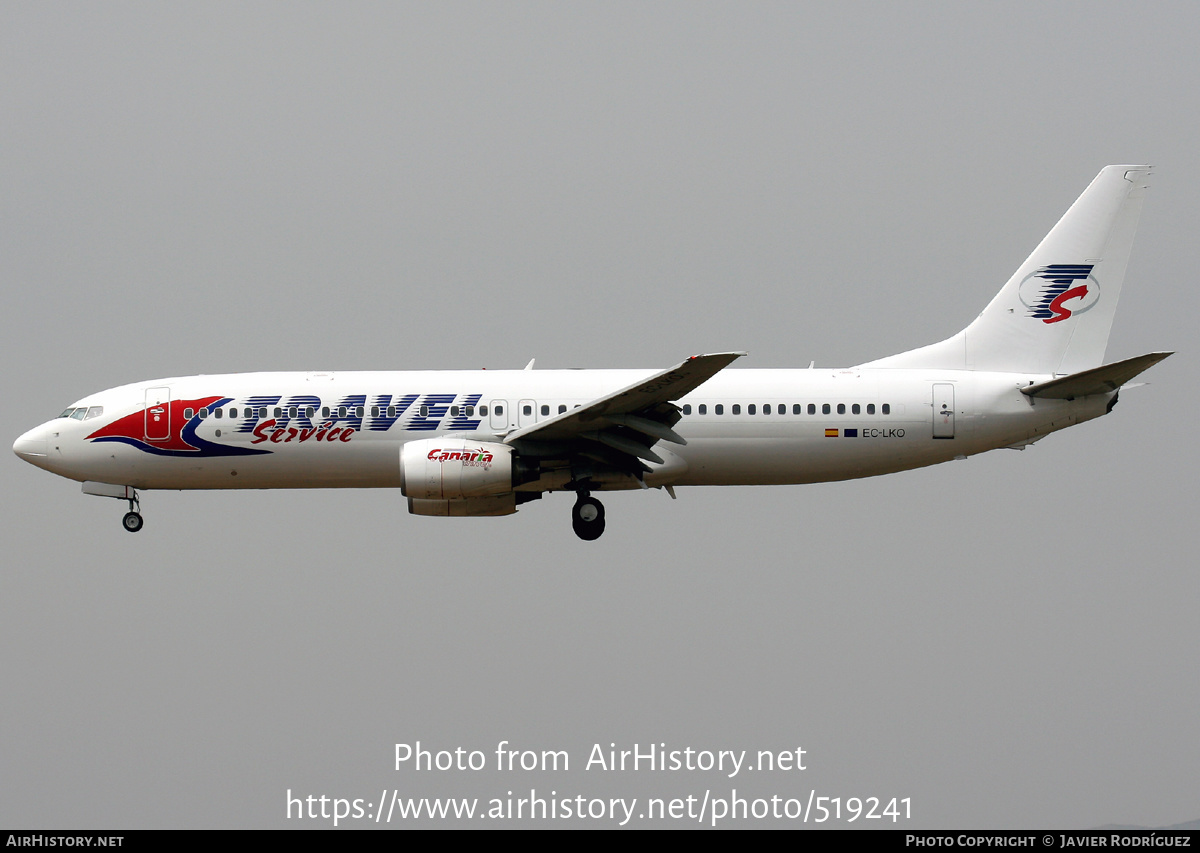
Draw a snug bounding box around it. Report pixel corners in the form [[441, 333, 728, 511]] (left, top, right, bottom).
[[1019, 264, 1098, 324]]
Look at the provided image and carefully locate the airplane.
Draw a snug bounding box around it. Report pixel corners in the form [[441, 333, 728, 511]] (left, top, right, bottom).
[[13, 165, 1172, 540]]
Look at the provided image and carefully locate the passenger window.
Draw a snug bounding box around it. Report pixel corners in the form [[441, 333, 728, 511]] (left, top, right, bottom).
[[479, 405, 488, 416], [793, 404, 802, 415], [699, 404, 707, 415], [230, 408, 239, 418], [184, 408, 194, 419], [214, 408, 223, 419], [306, 407, 315, 418], [882, 403, 891, 415], [837, 404, 846, 414], [541, 405, 549, 416], [338, 406, 347, 417], [450, 406, 459, 417], [822, 404, 831, 415], [496, 405, 504, 416], [355, 406, 364, 418], [558, 404, 566, 414], [321, 407, 330, 418], [467, 405, 475, 416], [523, 405, 532, 416], [288, 407, 297, 418], [748, 404, 756, 415], [763, 404, 771, 415], [199, 408, 209, 419], [419, 405, 428, 417], [867, 404, 875, 415], [852, 404, 860, 415], [274, 407, 282, 418], [715, 404, 724, 415], [732, 404, 742, 415], [808, 404, 816, 415], [371, 406, 380, 417]]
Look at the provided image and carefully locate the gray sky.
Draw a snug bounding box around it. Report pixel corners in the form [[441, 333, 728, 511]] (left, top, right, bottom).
[[3, 1, 1197, 829]]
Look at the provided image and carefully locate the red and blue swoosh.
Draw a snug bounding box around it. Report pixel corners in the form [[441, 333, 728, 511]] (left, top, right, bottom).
[[87, 397, 272, 457]]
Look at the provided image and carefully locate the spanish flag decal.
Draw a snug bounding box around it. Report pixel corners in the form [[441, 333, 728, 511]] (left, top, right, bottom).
[[825, 428, 839, 437]]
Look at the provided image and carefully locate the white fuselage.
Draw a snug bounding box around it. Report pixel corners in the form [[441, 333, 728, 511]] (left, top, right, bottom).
[[15, 367, 1109, 493], [10, 166, 1158, 540]]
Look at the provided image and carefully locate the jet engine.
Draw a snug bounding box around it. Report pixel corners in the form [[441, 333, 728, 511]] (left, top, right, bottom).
[[407, 495, 517, 517], [400, 438, 515, 501]]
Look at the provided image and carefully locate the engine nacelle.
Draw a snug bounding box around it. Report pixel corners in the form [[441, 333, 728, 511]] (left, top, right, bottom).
[[400, 438, 514, 500], [407, 495, 517, 517]]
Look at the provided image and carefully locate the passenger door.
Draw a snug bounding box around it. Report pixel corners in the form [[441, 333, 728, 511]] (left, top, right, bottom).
[[932, 383, 955, 439], [144, 387, 171, 441]]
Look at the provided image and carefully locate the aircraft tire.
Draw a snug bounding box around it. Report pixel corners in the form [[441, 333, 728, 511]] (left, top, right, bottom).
[[122, 511, 144, 533], [572, 497, 605, 540]]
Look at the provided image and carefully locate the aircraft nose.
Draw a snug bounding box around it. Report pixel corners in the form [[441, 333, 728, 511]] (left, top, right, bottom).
[[13, 425, 48, 461]]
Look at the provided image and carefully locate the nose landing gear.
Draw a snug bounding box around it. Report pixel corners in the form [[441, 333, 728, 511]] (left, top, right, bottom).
[[571, 493, 605, 541], [81, 482, 145, 532], [121, 491, 143, 533]]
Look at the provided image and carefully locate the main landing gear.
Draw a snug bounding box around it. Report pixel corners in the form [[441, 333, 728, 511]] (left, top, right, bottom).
[[571, 493, 605, 541], [122, 491, 144, 533]]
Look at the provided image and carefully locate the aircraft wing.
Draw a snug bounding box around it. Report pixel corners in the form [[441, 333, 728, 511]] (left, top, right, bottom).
[[503, 352, 744, 465], [1021, 351, 1173, 399]]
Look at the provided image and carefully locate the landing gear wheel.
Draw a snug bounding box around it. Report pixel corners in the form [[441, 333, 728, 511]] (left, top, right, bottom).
[[122, 511, 144, 533], [571, 496, 605, 541]]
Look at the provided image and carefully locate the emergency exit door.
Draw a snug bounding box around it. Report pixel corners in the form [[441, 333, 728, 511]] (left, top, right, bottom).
[[490, 400, 508, 431]]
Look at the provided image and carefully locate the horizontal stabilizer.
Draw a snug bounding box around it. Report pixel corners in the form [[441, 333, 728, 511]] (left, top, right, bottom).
[[1021, 352, 1172, 399]]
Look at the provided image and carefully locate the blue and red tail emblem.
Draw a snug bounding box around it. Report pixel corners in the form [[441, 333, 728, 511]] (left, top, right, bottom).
[[1019, 264, 1098, 324]]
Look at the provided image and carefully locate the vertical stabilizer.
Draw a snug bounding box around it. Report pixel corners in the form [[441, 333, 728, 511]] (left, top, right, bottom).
[[859, 165, 1152, 375]]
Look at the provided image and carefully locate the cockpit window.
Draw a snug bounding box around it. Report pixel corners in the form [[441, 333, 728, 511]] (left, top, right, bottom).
[[56, 405, 105, 420]]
